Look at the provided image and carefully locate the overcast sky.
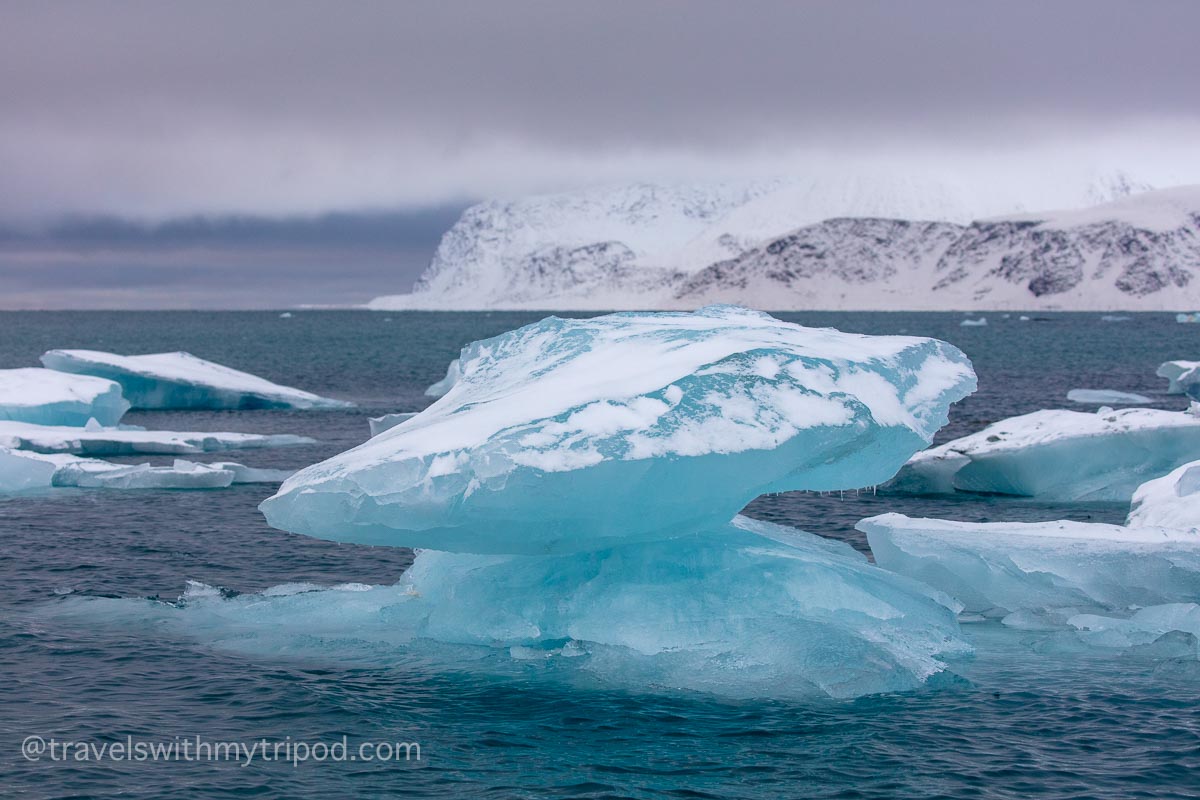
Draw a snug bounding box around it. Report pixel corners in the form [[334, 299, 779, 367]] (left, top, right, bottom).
[[3, 0, 1199, 308]]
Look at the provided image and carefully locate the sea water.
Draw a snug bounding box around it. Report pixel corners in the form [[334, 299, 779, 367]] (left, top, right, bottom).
[[2, 310, 1199, 799]]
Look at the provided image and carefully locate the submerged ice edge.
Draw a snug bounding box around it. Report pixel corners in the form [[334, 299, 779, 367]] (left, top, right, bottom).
[[40, 515, 972, 700]]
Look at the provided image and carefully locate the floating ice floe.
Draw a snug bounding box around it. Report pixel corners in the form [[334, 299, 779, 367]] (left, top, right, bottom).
[[50, 516, 969, 699], [263, 305, 976, 554], [424, 358, 461, 397], [1157, 360, 1200, 395], [0, 446, 292, 492], [0, 420, 313, 456], [1177, 312, 1200, 324], [40, 349, 351, 410], [1066, 389, 1152, 405], [959, 317, 987, 327], [1127, 460, 1200, 529], [889, 407, 1200, 501], [858, 513, 1200, 620], [367, 412, 417, 438], [252, 306, 980, 696], [0, 368, 129, 427]]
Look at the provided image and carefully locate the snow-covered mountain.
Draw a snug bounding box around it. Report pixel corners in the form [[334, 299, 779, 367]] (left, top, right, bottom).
[[368, 177, 1200, 311]]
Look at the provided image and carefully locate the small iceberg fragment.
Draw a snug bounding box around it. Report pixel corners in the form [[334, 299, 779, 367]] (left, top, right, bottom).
[[1127, 460, 1200, 529], [1101, 315, 1131, 322], [424, 358, 461, 397], [367, 412, 417, 438], [1069, 604, 1200, 657], [889, 408, 1200, 501], [279, 312, 293, 318], [263, 305, 976, 554], [1177, 312, 1200, 324], [1066, 389, 1152, 405], [0, 446, 290, 492], [858, 513, 1200, 617], [959, 317, 987, 327], [0, 420, 314, 456], [1158, 360, 1200, 395], [0, 368, 129, 427], [40, 349, 351, 410]]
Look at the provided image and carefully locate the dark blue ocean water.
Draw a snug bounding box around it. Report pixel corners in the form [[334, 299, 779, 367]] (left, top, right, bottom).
[[1, 310, 1199, 799]]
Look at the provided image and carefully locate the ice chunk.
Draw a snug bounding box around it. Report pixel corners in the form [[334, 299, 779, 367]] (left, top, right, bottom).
[[0, 446, 292, 492], [58, 458, 235, 489], [0, 447, 61, 492], [206, 462, 295, 483], [0, 420, 314, 456], [367, 412, 417, 437], [1157, 360, 1200, 394], [959, 317, 987, 327], [889, 408, 1200, 501], [424, 358, 460, 397], [40, 349, 351, 410], [1066, 389, 1152, 405], [46, 516, 969, 699], [263, 306, 975, 554], [1177, 313, 1200, 324], [0, 368, 129, 427], [1127, 460, 1200, 528], [858, 512, 1200, 616], [1069, 604, 1200, 658]]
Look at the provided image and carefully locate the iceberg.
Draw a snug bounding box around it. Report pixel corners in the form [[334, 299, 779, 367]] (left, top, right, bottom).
[[263, 305, 976, 554], [424, 358, 460, 397], [1158, 360, 1200, 394], [959, 317, 987, 327], [1177, 313, 1200, 324], [49, 516, 969, 699], [367, 412, 417, 438], [1066, 389, 1152, 405], [889, 407, 1200, 501], [0, 368, 129, 427], [0, 420, 314, 456], [40, 349, 351, 410], [1127, 460, 1200, 529], [0, 446, 290, 492], [251, 307, 979, 696], [858, 512, 1200, 617]]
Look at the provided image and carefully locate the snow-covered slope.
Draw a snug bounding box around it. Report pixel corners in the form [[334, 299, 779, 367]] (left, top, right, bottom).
[[369, 179, 1200, 311]]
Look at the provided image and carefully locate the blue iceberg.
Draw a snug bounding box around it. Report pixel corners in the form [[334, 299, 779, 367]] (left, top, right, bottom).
[[40, 349, 351, 410], [245, 307, 977, 696], [0, 368, 129, 427]]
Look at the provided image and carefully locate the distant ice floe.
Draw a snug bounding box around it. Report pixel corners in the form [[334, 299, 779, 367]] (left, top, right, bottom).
[[40, 349, 351, 410], [0, 420, 313, 456], [959, 317, 987, 327], [889, 407, 1200, 501], [0, 368, 129, 427], [1066, 388, 1152, 405], [1177, 313, 1200, 324], [858, 513, 1200, 623], [424, 358, 461, 397], [0, 446, 293, 493]]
